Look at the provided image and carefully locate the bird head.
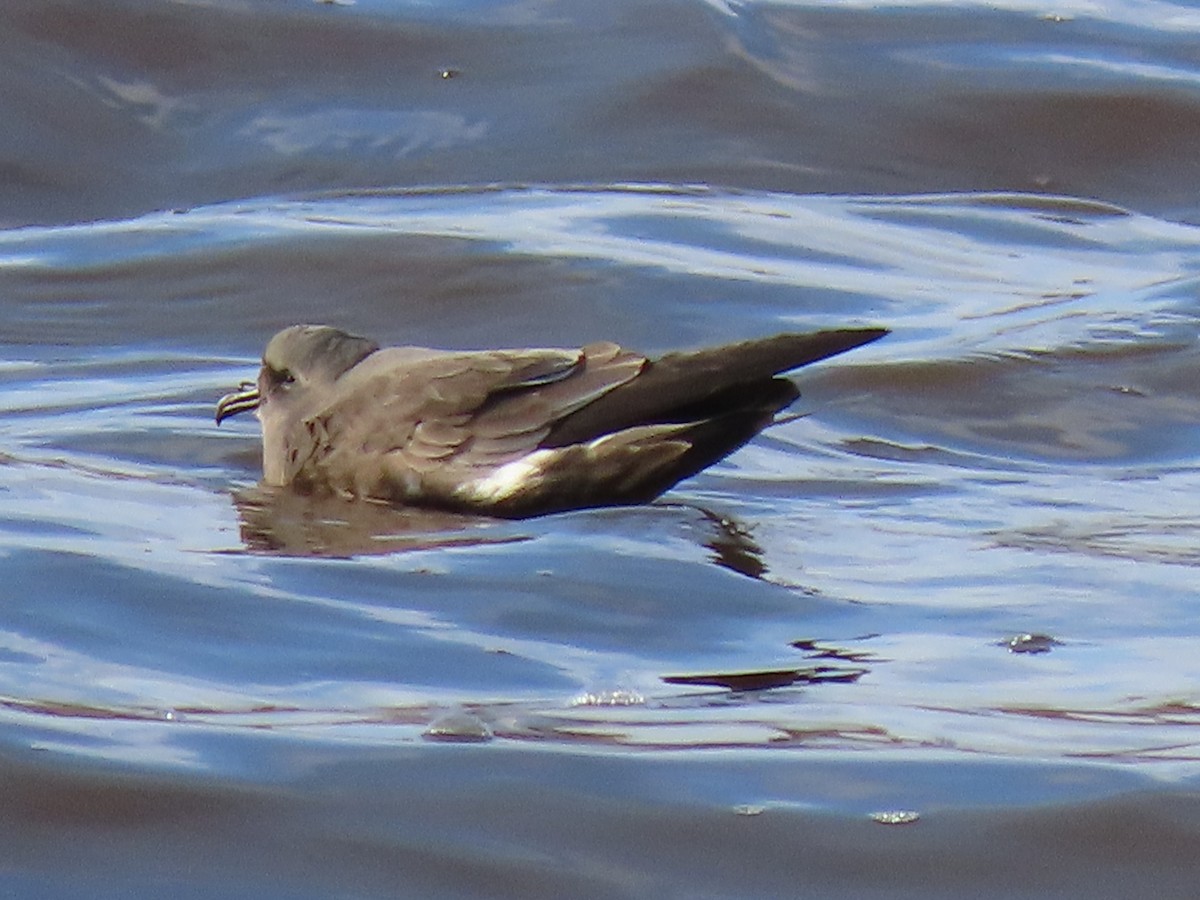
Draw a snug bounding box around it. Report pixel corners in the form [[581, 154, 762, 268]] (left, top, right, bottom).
[[215, 325, 379, 424]]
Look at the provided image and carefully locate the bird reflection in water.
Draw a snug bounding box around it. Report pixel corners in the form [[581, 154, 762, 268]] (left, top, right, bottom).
[[227, 485, 529, 557], [227, 484, 773, 573]]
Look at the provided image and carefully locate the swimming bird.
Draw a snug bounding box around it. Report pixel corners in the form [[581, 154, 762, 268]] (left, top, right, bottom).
[[216, 324, 887, 518]]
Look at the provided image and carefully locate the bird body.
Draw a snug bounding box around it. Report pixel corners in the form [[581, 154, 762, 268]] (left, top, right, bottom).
[[216, 325, 886, 518]]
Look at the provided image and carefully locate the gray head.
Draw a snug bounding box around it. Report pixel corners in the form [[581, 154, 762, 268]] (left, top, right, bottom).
[[215, 325, 379, 424]]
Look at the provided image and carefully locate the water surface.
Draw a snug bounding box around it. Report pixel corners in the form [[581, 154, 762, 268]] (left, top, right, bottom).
[[3, 0, 1200, 897]]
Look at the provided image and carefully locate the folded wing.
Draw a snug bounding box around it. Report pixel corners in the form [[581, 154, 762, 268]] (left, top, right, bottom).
[[292, 342, 645, 500]]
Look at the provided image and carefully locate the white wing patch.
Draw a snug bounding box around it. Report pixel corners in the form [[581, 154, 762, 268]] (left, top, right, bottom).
[[458, 449, 557, 504]]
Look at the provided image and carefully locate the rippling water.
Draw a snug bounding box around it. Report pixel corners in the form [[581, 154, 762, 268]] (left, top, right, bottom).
[[3, 1, 1200, 897]]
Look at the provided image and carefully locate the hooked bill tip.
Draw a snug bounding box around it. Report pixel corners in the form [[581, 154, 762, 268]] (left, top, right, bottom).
[[215, 386, 261, 425]]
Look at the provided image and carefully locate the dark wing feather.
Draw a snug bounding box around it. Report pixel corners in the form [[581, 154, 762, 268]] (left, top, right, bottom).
[[467, 342, 643, 450], [545, 328, 888, 447]]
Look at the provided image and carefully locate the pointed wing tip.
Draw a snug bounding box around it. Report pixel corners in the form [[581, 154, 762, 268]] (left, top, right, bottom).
[[850, 325, 890, 343], [778, 325, 890, 371]]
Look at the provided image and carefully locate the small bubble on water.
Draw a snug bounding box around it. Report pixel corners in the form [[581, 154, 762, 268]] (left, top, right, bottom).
[[870, 810, 920, 825], [1003, 633, 1062, 654], [570, 689, 645, 707], [423, 710, 493, 743], [734, 804, 765, 817]]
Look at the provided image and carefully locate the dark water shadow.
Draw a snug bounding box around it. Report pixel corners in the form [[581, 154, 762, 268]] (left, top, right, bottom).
[[661, 635, 881, 692], [693, 506, 769, 579], [661, 665, 866, 692]]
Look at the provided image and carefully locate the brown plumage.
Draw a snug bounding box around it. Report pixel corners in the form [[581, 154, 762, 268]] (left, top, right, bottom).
[[216, 324, 887, 518]]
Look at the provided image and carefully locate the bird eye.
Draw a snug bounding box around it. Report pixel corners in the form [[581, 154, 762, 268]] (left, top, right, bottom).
[[268, 367, 295, 388]]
